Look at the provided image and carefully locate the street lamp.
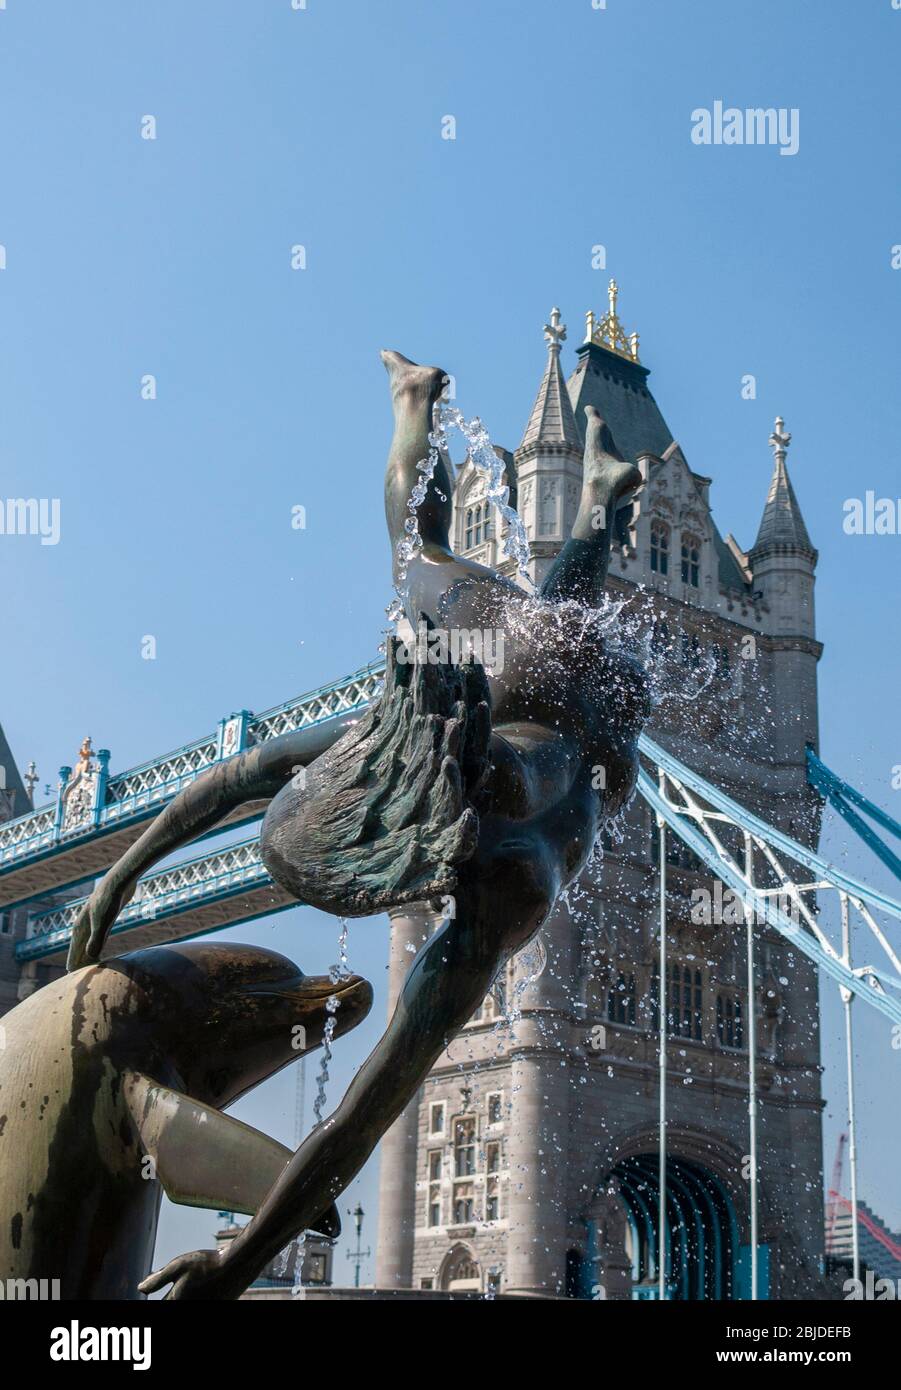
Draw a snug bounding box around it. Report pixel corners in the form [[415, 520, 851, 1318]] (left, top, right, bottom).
[[346, 1202, 371, 1289]]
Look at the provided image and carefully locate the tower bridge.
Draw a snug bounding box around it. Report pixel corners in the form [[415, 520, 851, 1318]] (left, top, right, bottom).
[[0, 663, 381, 909], [3, 288, 898, 1300], [9, 676, 901, 1029]]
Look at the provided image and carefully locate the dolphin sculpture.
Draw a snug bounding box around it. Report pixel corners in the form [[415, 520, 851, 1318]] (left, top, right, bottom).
[[0, 940, 371, 1299]]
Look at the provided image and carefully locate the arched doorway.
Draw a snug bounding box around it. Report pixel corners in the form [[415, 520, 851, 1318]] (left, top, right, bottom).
[[439, 1244, 482, 1293], [609, 1154, 739, 1300]]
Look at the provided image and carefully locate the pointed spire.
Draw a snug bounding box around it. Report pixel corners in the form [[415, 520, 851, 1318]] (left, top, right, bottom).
[[751, 416, 815, 556], [518, 307, 582, 454]]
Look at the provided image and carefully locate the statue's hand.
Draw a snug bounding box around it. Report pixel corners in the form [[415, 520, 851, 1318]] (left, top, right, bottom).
[[139, 1248, 246, 1302], [66, 880, 119, 972]]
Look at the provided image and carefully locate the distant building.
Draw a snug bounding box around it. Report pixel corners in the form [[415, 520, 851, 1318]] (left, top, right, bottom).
[[0, 725, 55, 1014], [826, 1198, 901, 1285], [376, 286, 827, 1300], [215, 1218, 335, 1300]]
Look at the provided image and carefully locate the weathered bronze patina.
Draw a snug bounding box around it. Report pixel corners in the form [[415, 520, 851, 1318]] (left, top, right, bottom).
[[66, 348, 648, 1299], [0, 941, 370, 1298]]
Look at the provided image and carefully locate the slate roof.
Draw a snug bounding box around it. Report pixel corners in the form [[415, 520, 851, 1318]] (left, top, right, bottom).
[[751, 455, 815, 556], [0, 723, 29, 819], [713, 528, 751, 592], [566, 341, 749, 593], [567, 341, 673, 462], [518, 340, 582, 453]]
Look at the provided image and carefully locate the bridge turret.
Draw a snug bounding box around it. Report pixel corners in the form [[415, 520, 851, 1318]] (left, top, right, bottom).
[[511, 307, 585, 587], [748, 416, 821, 810], [748, 416, 817, 640]]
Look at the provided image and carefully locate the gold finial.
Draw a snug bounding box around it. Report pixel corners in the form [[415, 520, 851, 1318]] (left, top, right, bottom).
[[585, 277, 641, 362]]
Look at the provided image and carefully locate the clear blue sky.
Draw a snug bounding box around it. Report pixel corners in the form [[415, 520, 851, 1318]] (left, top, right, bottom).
[[0, 0, 899, 1280]]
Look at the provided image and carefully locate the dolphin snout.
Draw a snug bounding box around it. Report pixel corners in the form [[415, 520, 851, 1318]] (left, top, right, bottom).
[[314, 972, 373, 1041], [282, 972, 371, 1007], [249, 971, 373, 1047], [325, 972, 373, 1025]]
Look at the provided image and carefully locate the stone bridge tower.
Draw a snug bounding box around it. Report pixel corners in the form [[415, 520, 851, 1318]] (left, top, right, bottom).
[[375, 286, 825, 1299]]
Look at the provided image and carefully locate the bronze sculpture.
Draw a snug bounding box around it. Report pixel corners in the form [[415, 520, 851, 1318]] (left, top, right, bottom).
[[0, 941, 371, 1298], [66, 349, 649, 1298]]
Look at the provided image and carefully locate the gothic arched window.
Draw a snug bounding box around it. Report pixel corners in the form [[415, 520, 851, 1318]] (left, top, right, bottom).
[[441, 1247, 482, 1290], [427, 1150, 442, 1227], [650, 521, 670, 575], [464, 508, 474, 550], [607, 971, 637, 1026], [454, 1117, 476, 1177], [651, 959, 704, 1041], [717, 993, 743, 1049], [681, 535, 700, 587]]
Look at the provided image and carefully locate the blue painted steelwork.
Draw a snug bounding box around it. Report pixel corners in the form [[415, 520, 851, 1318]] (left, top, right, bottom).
[[806, 746, 901, 884], [612, 1156, 740, 1300], [641, 734, 901, 926], [668, 1166, 709, 1298], [9, 664, 899, 1022], [15, 834, 293, 962], [579, 1220, 600, 1299], [0, 662, 383, 894], [616, 1168, 662, 1289], [639, 771, 901, 1026], [735, 1244, 771, 1301]]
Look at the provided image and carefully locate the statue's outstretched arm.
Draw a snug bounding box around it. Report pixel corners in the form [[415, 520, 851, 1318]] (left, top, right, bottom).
[[65, 713, 356, 972]]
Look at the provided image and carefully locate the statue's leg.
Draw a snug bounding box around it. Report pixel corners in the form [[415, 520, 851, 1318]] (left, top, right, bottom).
[[381, 349, 520, 629], [382, 349, 455, 565], [188, 842, 556, 1295], [65, 715, 356, 971], [540, 406, 642, 607]]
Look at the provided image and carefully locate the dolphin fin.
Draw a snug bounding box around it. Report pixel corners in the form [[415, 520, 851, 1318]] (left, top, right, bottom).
[[124, 1071, 291, 1216]]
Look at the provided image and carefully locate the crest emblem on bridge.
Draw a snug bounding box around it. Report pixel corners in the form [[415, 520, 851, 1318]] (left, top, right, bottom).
[[60, 736, 109, 835]]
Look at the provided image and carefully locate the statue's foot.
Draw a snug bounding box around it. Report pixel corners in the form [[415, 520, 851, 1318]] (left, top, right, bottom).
[[380, 349, 449, 408], [582, 405, 642, 507]]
